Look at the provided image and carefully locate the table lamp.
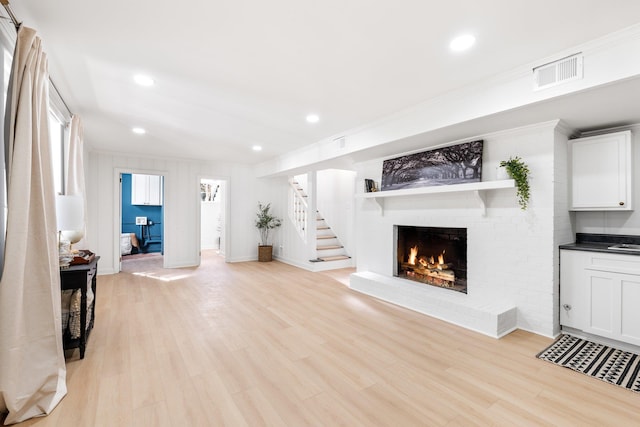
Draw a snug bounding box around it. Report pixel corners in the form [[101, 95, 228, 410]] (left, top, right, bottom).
[[56, 194, 84, 251]]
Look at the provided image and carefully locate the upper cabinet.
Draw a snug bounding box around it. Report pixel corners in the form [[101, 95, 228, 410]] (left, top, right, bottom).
[[131, 174, 163, 206], [569, 130, 632, 211]]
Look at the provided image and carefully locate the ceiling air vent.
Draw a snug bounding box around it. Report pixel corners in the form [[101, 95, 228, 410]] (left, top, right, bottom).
[[533, 53, 583, 90]]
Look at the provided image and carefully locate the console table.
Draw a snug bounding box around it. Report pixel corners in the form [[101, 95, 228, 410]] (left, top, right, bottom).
[[60, 256, 99, 359]]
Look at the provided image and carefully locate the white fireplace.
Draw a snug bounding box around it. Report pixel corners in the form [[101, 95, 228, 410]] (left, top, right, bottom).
[[350, 121, 572, 339], [351, 221, 517, 338]]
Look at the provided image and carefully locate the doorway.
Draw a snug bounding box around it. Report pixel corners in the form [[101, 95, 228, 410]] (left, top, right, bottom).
[[119, 172, 165, 272], [199, 177, 227, 260]]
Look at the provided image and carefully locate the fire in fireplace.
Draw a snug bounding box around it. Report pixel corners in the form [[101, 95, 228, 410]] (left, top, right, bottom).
[[394, 226, 467, 293]]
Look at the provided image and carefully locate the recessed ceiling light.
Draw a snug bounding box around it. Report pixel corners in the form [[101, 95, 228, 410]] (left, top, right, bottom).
[[132, 127, 146, 135], [449, 34, 476, 52], [306, 114, 320, 123], [133, 74, 155, 86], [252, 145, 262, 152]]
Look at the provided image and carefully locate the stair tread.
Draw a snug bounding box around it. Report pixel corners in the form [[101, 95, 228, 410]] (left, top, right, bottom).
[[317, 245, 344, 250], [318, 255, 351, 261], [316, 235, 336, 240], [317, 226, 331, 230]]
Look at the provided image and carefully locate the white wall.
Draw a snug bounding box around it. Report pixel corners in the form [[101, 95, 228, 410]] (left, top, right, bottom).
[[248, 176, 286, 255], [317, 169, 356, 259], [574, 124, 640, 235], [86, 152, 260, 274], [553, 127, 575, 335], [266, 175, 313, 268], [354, 121, 570, 337]]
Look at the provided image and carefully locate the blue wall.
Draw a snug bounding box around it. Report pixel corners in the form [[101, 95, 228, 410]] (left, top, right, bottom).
[[121, 174, 163, 253]]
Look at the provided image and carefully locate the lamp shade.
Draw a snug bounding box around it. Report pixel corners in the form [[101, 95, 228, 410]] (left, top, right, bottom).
[[55, 194, 84, 237]]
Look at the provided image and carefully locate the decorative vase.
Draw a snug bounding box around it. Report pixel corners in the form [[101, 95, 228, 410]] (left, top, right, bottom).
[[258, 245, 273, 262]]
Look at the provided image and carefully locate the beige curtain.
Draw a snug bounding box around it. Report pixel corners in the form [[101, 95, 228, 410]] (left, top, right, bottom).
[[0, 26, 67, 425], [66, 115, 87, 248]]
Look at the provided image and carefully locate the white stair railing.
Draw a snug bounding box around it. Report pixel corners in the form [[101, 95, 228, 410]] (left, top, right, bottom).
[[289, 181, 307, 242]]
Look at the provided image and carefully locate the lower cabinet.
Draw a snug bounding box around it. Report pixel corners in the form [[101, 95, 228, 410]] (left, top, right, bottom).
[[560, 250, 585, 329], [560, 250, 640, 346]]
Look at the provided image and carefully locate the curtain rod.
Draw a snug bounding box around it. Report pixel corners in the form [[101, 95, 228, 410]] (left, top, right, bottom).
[[1, 0, 74, 119], [0, 0, 19, 30]]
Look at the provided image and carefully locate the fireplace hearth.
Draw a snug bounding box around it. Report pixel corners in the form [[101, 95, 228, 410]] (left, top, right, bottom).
[[394, 226, 467, 293]]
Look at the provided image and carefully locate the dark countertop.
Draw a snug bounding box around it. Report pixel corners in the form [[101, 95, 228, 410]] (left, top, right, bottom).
[[560, 233, 640, 256]]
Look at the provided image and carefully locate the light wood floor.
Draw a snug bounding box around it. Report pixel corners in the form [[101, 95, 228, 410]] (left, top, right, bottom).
[[16, 250, 640, 426]]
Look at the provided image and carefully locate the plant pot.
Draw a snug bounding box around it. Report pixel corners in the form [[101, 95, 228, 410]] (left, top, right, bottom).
[[258, 245, 273, 262], [497, 166, 510, 180]]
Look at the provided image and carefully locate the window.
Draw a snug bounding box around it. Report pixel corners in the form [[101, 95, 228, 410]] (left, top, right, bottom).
[[48, 82, 72, 195], [0, 11, 70, 214], [48, 112, 64, 195]]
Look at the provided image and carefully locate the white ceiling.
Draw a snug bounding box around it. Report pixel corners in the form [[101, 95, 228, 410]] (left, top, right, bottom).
[[8, 1, 640, 164]]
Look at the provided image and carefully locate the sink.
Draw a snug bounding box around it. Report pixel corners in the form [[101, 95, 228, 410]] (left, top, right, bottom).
[[607, 243, 640, 252]]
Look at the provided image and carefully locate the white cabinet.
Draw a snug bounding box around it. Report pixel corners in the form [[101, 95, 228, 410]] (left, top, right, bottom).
[[568, 130, 632, 211], [584, 269, 640, 345], [560, 250, 586, 329], [560, 249, 640, 346], [131, 174, 163, 206]]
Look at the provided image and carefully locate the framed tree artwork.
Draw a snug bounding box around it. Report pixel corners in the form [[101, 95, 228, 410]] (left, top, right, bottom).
[[381, 140, 483, 191]]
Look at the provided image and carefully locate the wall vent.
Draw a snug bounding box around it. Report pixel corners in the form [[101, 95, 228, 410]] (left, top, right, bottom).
[[533, 53, 583, 90]]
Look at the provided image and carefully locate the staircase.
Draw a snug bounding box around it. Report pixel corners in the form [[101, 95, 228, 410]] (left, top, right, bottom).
[[314, 213, 351, 262], [290, 178, 352, 270], [290, 181, 308, 241]]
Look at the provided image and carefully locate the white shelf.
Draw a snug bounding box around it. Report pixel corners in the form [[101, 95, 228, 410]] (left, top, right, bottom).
[[357, 179, 515, 215]]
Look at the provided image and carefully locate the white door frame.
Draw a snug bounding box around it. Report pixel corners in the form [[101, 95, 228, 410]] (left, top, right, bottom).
[[113, 167, 168, 272], [196, 174, 231, 264]]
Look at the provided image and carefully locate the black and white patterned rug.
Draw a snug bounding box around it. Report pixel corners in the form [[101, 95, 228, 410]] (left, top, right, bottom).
[[537, 334, 640, 393]]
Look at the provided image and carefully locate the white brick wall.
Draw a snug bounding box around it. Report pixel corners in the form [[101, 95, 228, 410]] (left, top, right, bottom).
[[553, 126, 574, 336], [352, 121, 568, 338]]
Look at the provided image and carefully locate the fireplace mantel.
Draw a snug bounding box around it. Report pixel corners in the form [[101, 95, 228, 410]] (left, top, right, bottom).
[[358, 179, 515, 215]]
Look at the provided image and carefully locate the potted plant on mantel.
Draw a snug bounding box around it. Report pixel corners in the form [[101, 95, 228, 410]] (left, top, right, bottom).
[[255, 202, 282, 262], [499, 156, 530, 210]]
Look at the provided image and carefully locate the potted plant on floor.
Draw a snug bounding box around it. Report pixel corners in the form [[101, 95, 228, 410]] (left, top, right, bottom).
[[499, 156, 530, 210], [255, 202, 282, 262]]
